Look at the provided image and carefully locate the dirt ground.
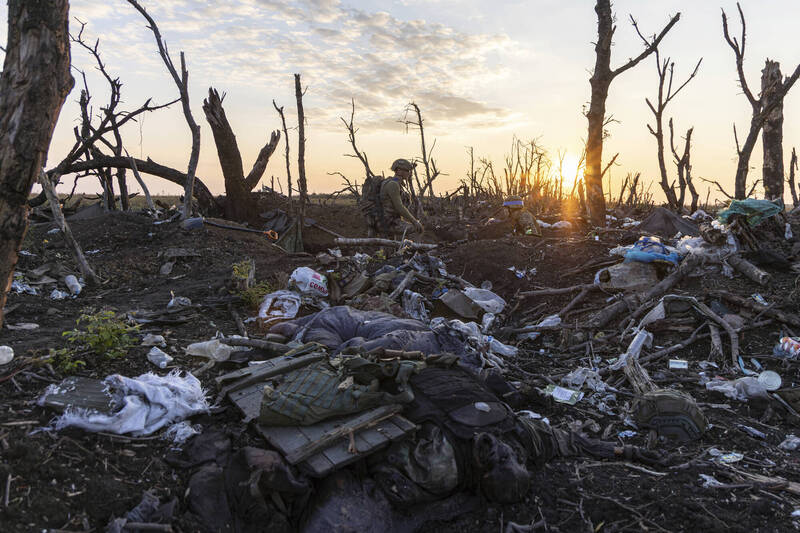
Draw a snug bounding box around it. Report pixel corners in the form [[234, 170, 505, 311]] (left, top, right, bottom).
[[3, 200, 800, 532]]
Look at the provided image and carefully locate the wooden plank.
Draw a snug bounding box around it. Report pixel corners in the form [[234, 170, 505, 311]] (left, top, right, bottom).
[[39, 377, 115, 414]]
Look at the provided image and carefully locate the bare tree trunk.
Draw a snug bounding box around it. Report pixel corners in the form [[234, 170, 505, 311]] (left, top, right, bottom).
[[735, 120, 762, 199], [273, 100, 293, 210], [39, 172, 99, 285], [0, 0, 74, 328], [722, 4, 800, 200], [202, 87, 279, 220], [295, 74, 308, 219], [128, 0, 200, 220], [761, 60, 785, 200], [788, 147, 799, 207], [585, 0, 680, 226], [127, 154, 156, 211]]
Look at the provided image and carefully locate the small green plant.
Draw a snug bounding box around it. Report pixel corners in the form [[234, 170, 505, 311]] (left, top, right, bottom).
[[49, 347, 87, 373], [238, 281, 273, 310], [231, 259, 255, 280], [375, 249, 387, 261], [54, 310, 139, 372]]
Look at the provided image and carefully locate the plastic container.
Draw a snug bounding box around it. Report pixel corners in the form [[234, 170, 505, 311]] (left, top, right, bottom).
[[0, 346, 13, 365], [64, 275, 82, 295], [147, 347, 174, 369], [758, 370, 782, 391]]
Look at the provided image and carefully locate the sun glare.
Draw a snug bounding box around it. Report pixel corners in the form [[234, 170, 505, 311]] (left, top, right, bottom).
[[559, 153, 585, 189]]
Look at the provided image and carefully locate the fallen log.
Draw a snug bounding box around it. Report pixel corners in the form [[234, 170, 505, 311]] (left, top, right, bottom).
[[53, 155, 220, 213], [334, 237, 437, 250], [727, 255, 770, 285]]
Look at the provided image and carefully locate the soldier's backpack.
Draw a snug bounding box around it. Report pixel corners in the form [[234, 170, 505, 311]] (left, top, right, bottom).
[[360, 174, 387, 228]]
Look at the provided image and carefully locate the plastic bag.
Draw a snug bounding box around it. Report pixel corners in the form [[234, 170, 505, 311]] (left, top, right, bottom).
[[402, 290, 429, 322], [517, 315, 561, 341], [289, 267, 329, 298], [463, 288, 506, 314], [258, 290, 302, 327], [705, 377, 769, 401]]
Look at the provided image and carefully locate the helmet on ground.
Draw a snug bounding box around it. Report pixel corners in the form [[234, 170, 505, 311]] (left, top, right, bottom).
[[391, 158, 414, 172], [503, 195, 524, 209]]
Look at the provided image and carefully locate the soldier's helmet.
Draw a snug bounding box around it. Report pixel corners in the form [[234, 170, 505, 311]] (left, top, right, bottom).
[[391, 158, 414, 172], [502, 195, 524, 209]]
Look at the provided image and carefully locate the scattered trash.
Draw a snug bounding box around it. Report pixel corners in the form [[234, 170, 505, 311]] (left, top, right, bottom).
[[50, 288, 69, 300], [668, 359, 688, 370], [618, 430, 637, 439], [779, 435, 800, 451], [64, 275, 82, 296], [624, 236, 680, 266], [597, 261, 659, 291], [699, 474, 726, 488], [544, 384, 583, 405], [717, 452, 744, 464], [141, 334, 167, 347], [757, 370, 782, 391], [11, 279, 38, 295], [706, 377, 770, 401], [147, 347, 174, 369], [463, 287, 506, 314], [39, 371, 209, 436], [717, 198, 782, 227], [5, 322, 39, 331], [162, 420, 200, 444], [167, 293, 192, 309], [751, 293, 768, 306], [289, 267, 329, 298], [0, 346, 14, 365], [775, 337, 800, 358], [402, 290, 430, 322], [258, 290, 302, 327], [517, 315, 561, 342], [185, 338, 234, 362], [738, 425, 767, 439]]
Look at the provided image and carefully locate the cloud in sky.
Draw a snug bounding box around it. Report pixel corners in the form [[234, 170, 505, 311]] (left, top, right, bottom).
[[74, 0, 515, 132], [5, 0, 800, 201]]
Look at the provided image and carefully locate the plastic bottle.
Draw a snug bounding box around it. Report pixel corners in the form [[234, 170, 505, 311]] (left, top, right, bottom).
[[64, 275, 81, 295], [147, 347, 174, 369], [0, 346, 14, 365]]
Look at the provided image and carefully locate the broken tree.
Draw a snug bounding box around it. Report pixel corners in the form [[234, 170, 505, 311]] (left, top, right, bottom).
[[584, 0, 679, 226], [202, 87, 280, 221], [128, 0, 201, 220], [721, 2, 800, 200], [0, 0, 74, 328]]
